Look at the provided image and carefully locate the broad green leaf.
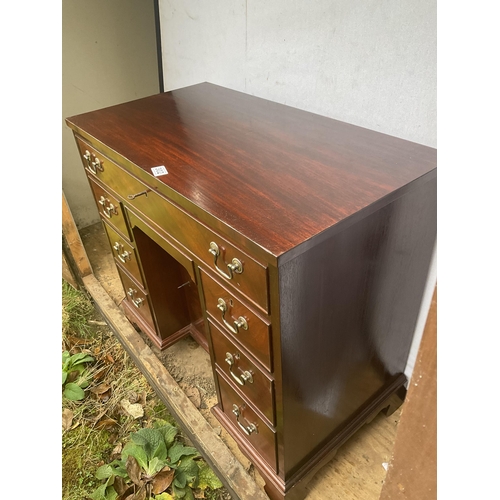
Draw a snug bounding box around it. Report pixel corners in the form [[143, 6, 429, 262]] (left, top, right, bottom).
[[95, 464, 115, 480], [183, 488, 195, 500], [197, 462, 223, 490], [172, 484, 187, 498], [80, 379, 90, 389], [62, 351, 70, 364], [122, 442, 148, 471], [167, 443, 198, 465], [132, 428, 167, 461], [154, 493, 174, 500], [178, 456, 199, 489], [89, 484, 108, 500], [147, 456, 167, 476], [178, 456, 198, 476], [63, 382, 85, 401], [69, 352, 95, 366], [157, 424, 178, 448], [104, 486, 118, 500], [62, 371, 68, 385], [174, 472, 187, 489]]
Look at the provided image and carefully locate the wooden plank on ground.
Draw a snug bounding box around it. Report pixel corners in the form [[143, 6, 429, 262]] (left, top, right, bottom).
[[82, 274, 270, 500], [378, 286, 437, 500], [62, 191, 93, 278]]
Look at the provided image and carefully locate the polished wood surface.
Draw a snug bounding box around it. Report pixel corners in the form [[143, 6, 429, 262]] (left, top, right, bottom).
[[201, 269, 273, 371], [209, 319, 275, 425], [278, 175, 436, 478], [66, 83, 436, 500], [66, 83, 436, 258]]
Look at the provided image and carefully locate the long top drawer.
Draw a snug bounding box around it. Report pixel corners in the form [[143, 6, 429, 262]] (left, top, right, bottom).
[[75, 136, 270, 313]]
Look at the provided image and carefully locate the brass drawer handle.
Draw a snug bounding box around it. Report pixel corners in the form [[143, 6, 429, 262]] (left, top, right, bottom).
[[84, 150, 104, 175], [225, 352, 253, 386], [127, 288, 144, 308], [98, 196, 118, 218], [232, 404, 258, 436], [113, 242, 131, 263], [127, 189, 150, 200], [209, 242, 243, 280], [217, 298, 248, 334], [83, 150, 92, 169]]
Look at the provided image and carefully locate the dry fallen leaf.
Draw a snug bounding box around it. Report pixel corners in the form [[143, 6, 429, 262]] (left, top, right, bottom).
[[111, 442, 123, 459], [126, 456, 143, 487], [105, 353, 115, 364], [152, 467, 175, 494], [121, 399, 144, 419], [62, 409, 73, 431], [95, 418, 118, 430], [91, 383, 111, 395]]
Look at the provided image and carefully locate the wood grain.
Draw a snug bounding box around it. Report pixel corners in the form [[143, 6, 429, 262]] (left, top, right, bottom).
[[62, 191, 92, 278], [378, 287, 437, 500], [66, 83, 436, 258]]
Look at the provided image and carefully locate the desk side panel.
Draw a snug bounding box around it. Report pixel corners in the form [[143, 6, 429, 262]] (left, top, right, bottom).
[[277, 175, 436, 478]]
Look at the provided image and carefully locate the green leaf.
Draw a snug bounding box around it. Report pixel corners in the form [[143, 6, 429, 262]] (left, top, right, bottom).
[[89, 482, 118, 500], [154, 493, 174, 500], [177, 456, 199, 489], [183, 488, 195, 500], [145, 456, 166, 476], [69, 352, 95, 366], [63, 382, 85, 401], [132, 428, 167, 461], [197, 462, 223, 490], [122, 442, 148, 471], [95, 464, 116, 480], [167, 443, 198, 465], [62, 371, 68, 385], [157, 424, 178, 448], [172, 484, 187, 498], [62, 351, 70, 364], [79, 378, 90, 389], [178, 457, 198, 481]]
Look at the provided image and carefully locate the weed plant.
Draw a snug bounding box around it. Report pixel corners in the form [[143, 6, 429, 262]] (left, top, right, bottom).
[[61, 281, 225, 500]]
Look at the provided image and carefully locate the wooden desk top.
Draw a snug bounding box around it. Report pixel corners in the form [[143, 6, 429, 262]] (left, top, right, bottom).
[[67, 83, 436, 258]]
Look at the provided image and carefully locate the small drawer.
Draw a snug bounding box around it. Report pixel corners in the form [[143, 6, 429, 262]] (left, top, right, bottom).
[[102, 221, 144, 288], [217, 372, 277, 473], [210, 320, 275, 425], [201, 269, 272, 371], [116, 266, 155, 331], [75, 135, 269, 313], [87, 176, 130, 238]]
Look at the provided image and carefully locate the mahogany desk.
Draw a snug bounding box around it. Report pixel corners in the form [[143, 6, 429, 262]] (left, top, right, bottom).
[[66, 83, 437, 500]]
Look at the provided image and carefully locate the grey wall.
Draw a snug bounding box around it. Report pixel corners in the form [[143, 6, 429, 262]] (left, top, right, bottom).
[[159, 0, 436, 147], [158, 0, 437, 381], [63, 0, 159, 228]]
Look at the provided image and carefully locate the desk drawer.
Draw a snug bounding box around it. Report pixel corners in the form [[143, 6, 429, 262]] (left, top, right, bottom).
[[210, 320, 275, 425], [76, 136, 269, 313], [87, 177, 130, 238], [217, 373, 277, 473], [102, 221, 144, 288], [128, 190, 269, 313], [116, 266, 155, 331], [201, 269, 272, 371]]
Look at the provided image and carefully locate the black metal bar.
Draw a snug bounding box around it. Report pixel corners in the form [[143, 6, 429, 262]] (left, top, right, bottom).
[[153, 0, 164, 92]]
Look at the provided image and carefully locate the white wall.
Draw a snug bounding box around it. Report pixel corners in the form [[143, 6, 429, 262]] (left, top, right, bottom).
[[159, 0, 436, 147], [158, 0, 437, 381], [63, 0, 159, 228]]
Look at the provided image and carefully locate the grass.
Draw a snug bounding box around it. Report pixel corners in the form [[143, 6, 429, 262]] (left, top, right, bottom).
[[61, 280, 226, 499]]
